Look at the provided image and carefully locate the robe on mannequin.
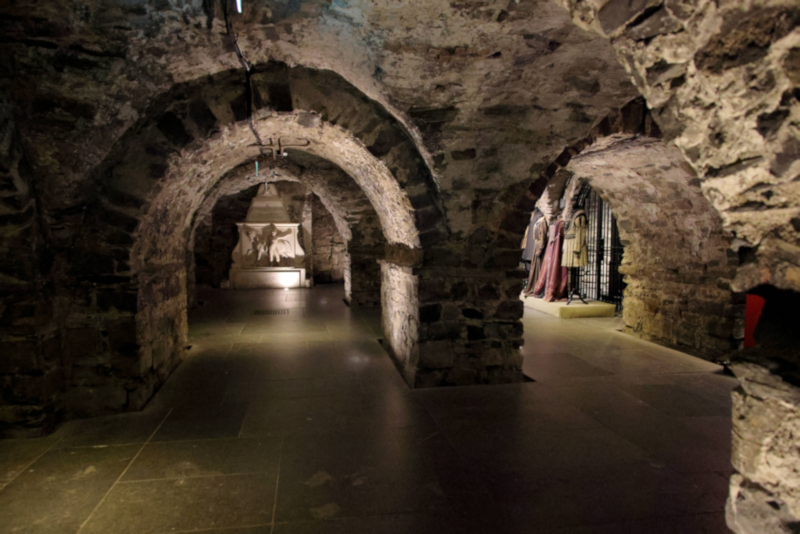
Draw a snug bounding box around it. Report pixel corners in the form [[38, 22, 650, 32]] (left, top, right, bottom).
[[523, 211, 548, 296], [533, 218, 568, 301], [562, 209, 588, 268]]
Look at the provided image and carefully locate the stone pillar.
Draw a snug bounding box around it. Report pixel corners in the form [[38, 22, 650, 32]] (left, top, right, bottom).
[[302, 192, 314, 285], [343, 252, 353, 304], [727, 287, 800, 533], [0, 103, 62, 438], [348, 250, 382, 307], [61, 266, 187, 421], [380, 260, 524, 388], [415, 267, 524, 387], [728, 359, 800, 533], [380, 261, 419, 385]]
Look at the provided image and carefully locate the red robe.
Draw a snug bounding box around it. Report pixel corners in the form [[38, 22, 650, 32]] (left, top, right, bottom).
[[532, 219, 568, 302]]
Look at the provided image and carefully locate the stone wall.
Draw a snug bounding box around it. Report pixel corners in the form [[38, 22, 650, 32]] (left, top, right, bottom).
[[415, 268, 524, 387], [380, 246, 524, 389], [194, 185, 258, 288], [0, 102, 59, 438], [568, 136, 741, 360], [727, 287, 800, 533], [311, 195, 345, 284], [347, 252, 382, 307], [380, 261, 419, 386]]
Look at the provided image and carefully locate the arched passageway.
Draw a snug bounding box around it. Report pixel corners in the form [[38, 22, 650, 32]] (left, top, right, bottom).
[[1, 0, 800, 531], [567, 136, 740, 359]]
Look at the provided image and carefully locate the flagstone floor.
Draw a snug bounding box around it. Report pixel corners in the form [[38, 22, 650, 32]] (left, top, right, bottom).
[[0, 286, 736, 533]]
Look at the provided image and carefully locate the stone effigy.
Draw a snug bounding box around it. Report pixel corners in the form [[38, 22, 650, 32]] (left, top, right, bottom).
[[229, 183, 307, 288]]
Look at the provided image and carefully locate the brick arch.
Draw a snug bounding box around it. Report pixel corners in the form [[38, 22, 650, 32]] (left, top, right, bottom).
[[547, 3, 800, 529]]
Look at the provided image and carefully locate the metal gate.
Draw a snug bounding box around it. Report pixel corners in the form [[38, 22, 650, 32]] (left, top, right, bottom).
[[571, 184, 626, 311]]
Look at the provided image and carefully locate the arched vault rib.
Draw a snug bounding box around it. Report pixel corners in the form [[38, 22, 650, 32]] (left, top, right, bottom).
[[566, 135, 739, 358], [132, 112, 419, 272], [193, 154, 387, 247]]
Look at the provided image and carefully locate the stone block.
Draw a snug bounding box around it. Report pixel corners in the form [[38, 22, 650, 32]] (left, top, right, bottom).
[[0, 340, 39, 374], [97, 290, 137, 312], [486, 365, 523, 384], [418, 341, 455, 369], [2, 369, 62, 404], [64, 384, 128, 417], [462, 308, 484, 319], [427, 321, 463, 341], [414, 369, 445, 388], [467, 325, 485, 340], [108, 318, 138, 355], [449, 281, 469, 300], [440, 303, 461, 321], [126, 374, 158, 411], [477, 283, 500, 301], [494, 300, 523, 321], [0, 404, 50, 434], [445, 362, 478, 385], [419, 303, 442, 323], [65, 327, 102, 358], [727, 475, 799, 534]]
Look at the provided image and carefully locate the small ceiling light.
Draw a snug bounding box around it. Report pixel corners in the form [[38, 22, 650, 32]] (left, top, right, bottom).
[[236, 0, 242, 13]]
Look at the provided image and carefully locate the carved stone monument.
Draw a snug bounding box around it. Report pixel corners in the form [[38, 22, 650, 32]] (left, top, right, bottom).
[[229, 183, 307, 288]]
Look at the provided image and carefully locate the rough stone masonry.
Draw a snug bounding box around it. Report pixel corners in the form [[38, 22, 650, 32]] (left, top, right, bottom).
[[1, 1, 799, 530]]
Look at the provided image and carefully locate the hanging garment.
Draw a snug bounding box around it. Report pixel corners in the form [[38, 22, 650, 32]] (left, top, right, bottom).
[[561, 209, 589, 268], [521, 210, 543, 262], [523, 215, 548, 296], [532, 218, 568, 301]]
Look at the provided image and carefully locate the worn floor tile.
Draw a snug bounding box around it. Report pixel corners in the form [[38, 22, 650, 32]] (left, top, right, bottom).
[[0, 445, 140, 534], [0, 436, 60, 489], [80, 474, 276, 534], [122, 437, 282, 481], [0, 288, 738, 534]]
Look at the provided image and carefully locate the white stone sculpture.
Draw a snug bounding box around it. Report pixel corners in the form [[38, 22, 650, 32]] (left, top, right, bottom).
[[228, 184, 307, 288], [268, 227, 295, 264]]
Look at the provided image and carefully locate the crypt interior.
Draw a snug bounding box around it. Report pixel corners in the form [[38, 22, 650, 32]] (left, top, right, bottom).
[[0, 0, 799, 532]]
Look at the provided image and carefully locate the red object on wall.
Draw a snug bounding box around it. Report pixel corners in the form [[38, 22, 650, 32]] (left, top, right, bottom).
[[744, 294, 766, 348]]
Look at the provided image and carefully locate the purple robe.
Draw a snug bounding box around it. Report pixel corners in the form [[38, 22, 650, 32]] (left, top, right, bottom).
[[532, 219, 568, 302]]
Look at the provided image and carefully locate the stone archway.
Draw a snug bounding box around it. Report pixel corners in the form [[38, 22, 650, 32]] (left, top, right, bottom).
[[20, 62, 452, 433], [499, 98, 739, 359], [189, 155, 387, 308], [567, 135, 740, 359], [546, 3, 800, 529]]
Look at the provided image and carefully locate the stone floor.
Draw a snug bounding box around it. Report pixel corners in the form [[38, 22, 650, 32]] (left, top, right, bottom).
[[0, 286, 737, 533]]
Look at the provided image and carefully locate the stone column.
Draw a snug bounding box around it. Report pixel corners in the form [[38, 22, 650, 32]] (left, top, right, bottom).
[[728, 358, 800, 533], [380, 256, 524, 388], [0, 104, 62, 438], [348, 249, 382, 307], [727, 287, 800, 533]]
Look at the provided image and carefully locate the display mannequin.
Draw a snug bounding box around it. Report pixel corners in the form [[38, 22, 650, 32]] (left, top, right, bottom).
[[562, 206, 589, 304], [522, 210, 547, 297], [532, 214, 567, 302]]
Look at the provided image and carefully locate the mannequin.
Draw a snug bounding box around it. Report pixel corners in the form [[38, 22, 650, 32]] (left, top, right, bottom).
[[522, 210, 547, 297], [532, 214, 568, 302], [562, 202, 589, 304]]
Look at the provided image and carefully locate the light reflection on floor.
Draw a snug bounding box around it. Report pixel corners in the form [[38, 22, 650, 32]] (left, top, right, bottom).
[[0, 286, 736, 533]]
